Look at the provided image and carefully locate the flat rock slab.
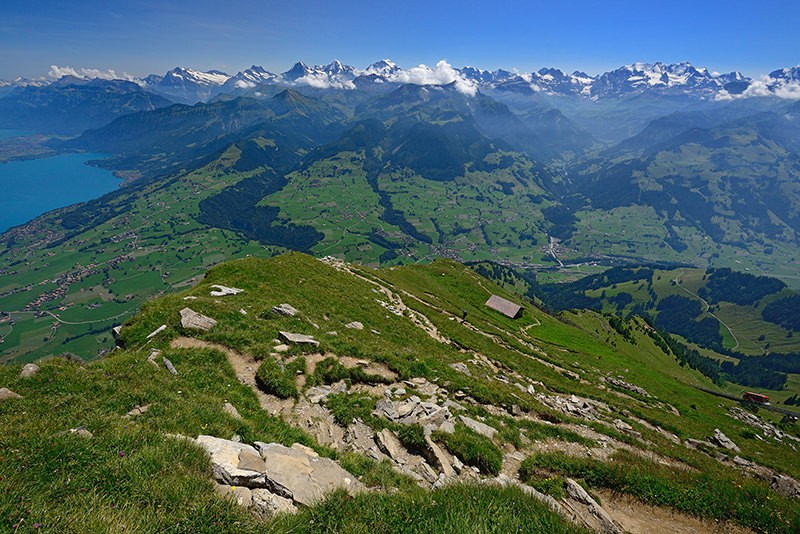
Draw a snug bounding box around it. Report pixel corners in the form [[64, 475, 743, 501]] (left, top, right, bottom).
[[272, 303, 299, 317], [345, 321, 364, 330], [210, 284, 244, 296], [254, 441, 362, 505], [196, 435, 267, 488], [180, 307, 218, 331], [459, 415, 497, 439], [278, 331, 319, 347], [0, 388, 22, 401]]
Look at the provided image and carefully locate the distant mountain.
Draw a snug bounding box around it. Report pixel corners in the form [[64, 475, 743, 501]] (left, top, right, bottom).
[[0, 78, 173, 134], [222, 65, 278, 90], [589, 62, 745, 98], [143, 67, 230, 104]]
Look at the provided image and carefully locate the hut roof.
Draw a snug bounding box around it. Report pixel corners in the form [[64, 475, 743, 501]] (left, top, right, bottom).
[[485, 295, 523, 319]]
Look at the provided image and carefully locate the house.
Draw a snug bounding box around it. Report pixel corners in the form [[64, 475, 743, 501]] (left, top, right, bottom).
[[485, 294, 523, 319]]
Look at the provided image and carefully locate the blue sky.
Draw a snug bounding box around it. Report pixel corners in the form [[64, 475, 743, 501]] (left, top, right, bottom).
[[2, 0, 798, 79]]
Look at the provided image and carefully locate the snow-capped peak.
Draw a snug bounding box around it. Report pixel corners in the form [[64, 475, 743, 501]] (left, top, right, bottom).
[[161, 67, 230, 86]]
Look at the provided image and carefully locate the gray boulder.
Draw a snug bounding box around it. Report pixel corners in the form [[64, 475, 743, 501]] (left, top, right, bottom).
[[180, 307, 218, 331], [196, 435, 267, 488], [20, 363, 40, 378], [710, 428, 741, 452], [272, 303, 299, 317], [0, 388, 22, 401]]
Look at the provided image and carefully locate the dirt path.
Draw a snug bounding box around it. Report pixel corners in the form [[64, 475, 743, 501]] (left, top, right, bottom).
[[598, 490, 754, 534], [170, 337, 294, 415]]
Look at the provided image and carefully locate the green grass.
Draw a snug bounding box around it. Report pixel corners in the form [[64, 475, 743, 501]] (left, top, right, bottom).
[[271, 485, 589, 533]]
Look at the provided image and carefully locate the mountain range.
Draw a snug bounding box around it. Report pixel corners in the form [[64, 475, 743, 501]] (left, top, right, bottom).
[[4, 59, 800, 104]]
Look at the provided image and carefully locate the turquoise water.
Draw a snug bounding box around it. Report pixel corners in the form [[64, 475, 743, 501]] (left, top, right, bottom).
[[0, 153, 119, 233]]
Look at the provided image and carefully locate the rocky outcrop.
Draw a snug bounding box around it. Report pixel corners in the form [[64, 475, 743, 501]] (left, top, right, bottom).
[[709, 429, 740, 452], [345, 321, 364, 330], [373, 395, 455, 434], [180, 307, 217, 331], [197, 435, 363, 512], [603, 376, 651, 398]]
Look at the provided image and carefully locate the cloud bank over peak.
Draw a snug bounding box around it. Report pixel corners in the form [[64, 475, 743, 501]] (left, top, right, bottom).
[[48, 65, 139, 83], [390, 60, 477, 96]]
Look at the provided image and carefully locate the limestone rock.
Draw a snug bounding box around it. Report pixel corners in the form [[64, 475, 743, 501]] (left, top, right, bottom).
[[278, 331, 319, 347], [254, 441, 363, 505], [223, 402, 242, 419], [425, 435, 455, 478], [458, 415, 497, 439], [710, 428, 741, 452], [238, 448, 267, 473], [196, 435, 267, 488], [68, 426, 93, 438], [449, 362, 471, 376], [124, 404, 151, 418], [272, 303, 298, 317], [163, 357, 178, 375], [376, 428, 405, 460], [209, 284, 243, 297], [772, 474, 800, 498], [20, 363, 40, 378], [345, 321, 364, 330], [565, 478, 622, 534], [215, 483, 253, 507], [146, 349, 161, 369], [0, 388, 22, 401], [179, 307, 217, 331], [251, 489, 298, 516], [145, 324, 167, 339]]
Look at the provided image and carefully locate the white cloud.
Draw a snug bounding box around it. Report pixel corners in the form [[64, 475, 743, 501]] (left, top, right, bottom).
[[715, 75, 800, 101], [389, 60, 477, 96], [774, 82, 800, 100], [48, 65, 138, 83], [295, 72, 355, 90], [234, 79, 256, 89]]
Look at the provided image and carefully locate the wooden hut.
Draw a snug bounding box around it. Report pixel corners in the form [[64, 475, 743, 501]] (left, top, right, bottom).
[[484, 295, 523, 319]]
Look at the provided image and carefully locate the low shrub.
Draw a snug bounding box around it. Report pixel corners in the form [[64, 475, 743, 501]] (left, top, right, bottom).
[[396, 424, 428, 457], [255, 356, 298, 399], [325, 393, 378, 427], [434, 424, 503, 475], [311, 356, 394, 386]]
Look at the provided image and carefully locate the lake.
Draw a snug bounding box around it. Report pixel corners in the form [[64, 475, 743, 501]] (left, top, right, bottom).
[[0, 152, 120, 233]]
